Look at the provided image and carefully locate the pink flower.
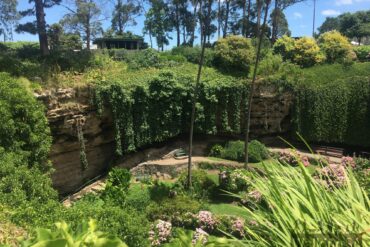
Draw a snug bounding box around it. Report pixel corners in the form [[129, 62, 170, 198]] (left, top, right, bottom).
[[341, 156, 355, 168], [149, 220, 172, 246], [197, 211, 216, 231], [232, 218, 245, 237], [192, 228, 209, 245]]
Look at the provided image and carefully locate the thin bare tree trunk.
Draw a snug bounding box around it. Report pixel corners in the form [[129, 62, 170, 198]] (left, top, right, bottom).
[[35, 0, 49, 56], [218, 0, 221, 39], [223, 0, 229, 38], [244, 0, 271, 167], [242, 0, 246, 37], [256, 0, 262, 36], [246, 0, 251, 37], [190, 1, 198, 47], [272, 0, 278, 43], [187, 0, 207, 189]]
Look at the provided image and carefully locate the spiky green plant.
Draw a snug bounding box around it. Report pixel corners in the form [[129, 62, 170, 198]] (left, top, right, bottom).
[[19, 219, 127, 247], [240, 162, 370, 246]]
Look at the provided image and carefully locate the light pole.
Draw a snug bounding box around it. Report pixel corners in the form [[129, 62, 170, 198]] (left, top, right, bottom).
[[312, 0, 316, 37]]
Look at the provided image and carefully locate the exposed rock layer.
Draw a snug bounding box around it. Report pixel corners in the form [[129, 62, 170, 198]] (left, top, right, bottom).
[[36, 84, 293, 195]]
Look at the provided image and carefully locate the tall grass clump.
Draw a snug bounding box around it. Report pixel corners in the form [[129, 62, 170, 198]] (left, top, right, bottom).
[[241, 162, 369, 246]]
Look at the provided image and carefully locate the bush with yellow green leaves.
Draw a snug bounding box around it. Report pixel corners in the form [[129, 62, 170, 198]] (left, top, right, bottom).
[[318, 31, 354, 63], [214, 35, 255, 74], [292, 37, 325, 67]]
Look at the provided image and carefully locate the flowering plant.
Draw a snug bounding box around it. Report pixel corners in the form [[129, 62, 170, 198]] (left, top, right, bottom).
[[149, 220, 172, 246], [197, 211, 217, 231], [341, 156, 355, 168], [316, 164, 347, 188], [278, 149, 310, 167], [192, 228, 209, 245]]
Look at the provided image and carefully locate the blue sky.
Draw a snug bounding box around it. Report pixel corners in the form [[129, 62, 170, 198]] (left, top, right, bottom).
[[14, 0, 370, 49]]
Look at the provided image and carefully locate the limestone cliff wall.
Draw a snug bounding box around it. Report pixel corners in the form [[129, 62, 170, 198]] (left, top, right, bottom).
[[36, 84, 293, 195]]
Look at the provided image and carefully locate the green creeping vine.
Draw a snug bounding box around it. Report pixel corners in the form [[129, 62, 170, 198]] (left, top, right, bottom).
[[94, 70, 247, 156], [294, 76, 370, 147]]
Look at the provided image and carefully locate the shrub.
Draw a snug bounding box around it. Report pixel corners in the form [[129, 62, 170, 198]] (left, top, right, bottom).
[[214, 35, 255, 73], [209, 144, 224, 157], [177, 170, 217, 199], [126, 185, 151, 211], [318, 31, 353, 63], [219, 168, 252, 193], [292, 37, 325, 67], [248, 140, 269, 163], [20, 219, 127, 247], [0, 150, 58, 208], [67, 200, 149, 247], [146, 195, 204, 223], [354, 45, 370, 62], [149, 220, 172, 246], [220, 141, 245, 162], [0, 73, 51, 169], [213, 140, 268, 163], [257, 52, 284, 76], [171, 46, 215, 66], [126, 48, 161, 70], [273, 35, 295, 61], [149, 180, 174, 202], [101, 168, 131, 204]]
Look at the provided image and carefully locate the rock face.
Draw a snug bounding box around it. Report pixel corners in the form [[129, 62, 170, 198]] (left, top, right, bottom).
[[37, 84, 293, 195]]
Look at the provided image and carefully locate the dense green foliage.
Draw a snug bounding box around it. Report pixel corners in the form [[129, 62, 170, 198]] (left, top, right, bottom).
[[94, 65, 247, 155], [294, 75, 370, 147], [20, 219, 127, 247], [354, 45, 370, 62], [214, 36, 255, 73], [318, 31, 354, 63], [0, 73, 51, 169], [242, 162, 370, 246], [210, 140, 269, 163], [171, 46, 215, 67]]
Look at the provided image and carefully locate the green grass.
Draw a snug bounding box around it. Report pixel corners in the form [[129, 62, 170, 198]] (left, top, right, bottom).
[[300, 62, 370, 85], [209, 203, 249, 218]]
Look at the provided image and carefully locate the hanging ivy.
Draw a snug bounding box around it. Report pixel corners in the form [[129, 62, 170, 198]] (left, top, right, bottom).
[[76, 118, 88, 171]]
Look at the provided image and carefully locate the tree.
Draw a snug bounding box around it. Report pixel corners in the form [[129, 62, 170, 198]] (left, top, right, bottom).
[[61, 0, 103, 50], [48, 23, 83, 51], [17, 0, 61, 56], [169, 0, 191, 46], [271, 0, 305, 42], [111, 0, 142, 35], [269, 8, 290, 40], [0, 0, 18, 42], [144, 0, 172, 51], [244, 0, 271, 167], [187, 0, 209, 189], [318, 17, 340, 34]]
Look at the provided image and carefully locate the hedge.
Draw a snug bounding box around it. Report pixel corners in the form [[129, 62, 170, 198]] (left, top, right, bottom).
[[294, 76, 370, 147]]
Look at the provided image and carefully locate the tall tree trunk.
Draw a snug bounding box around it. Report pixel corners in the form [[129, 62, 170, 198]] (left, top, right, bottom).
[[217, 0, 221, 39], [118, 0, 123, 34], [242, 0, 246, 36], [190, 1, 198, 47], [312, 0, 316, 37], [272, 0, 279, 43], [35, 0, 49, 56], [246, 0, 251, 37], [86, 25, 91, 50], [176, 3, 181, 46], [256, 0, 262, 36], [223, 0, 229, 38], [187, 0, 207, 189], [244, 0, 271, 167], [149, 29, 153, 48]]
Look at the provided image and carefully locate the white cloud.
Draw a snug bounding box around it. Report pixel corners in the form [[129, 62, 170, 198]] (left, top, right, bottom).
[[293, 12, 303, 19], [335, 0, 370, 5], [335, 0, 353, 5], [321, 9, 341, 16]]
